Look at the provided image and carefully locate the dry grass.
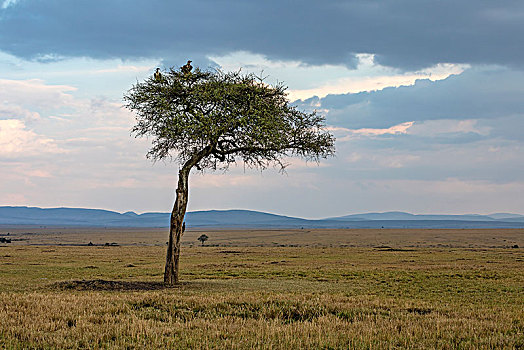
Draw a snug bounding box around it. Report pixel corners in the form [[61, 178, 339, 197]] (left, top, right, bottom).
[[0, 228, 523, 349], [2, 226, 523, 248]]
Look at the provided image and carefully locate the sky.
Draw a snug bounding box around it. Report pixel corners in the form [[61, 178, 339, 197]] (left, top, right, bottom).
[[1, 0, 524, 218]]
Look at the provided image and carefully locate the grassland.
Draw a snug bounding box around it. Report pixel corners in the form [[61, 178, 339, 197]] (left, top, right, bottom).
[[0, 228, 522, 349]]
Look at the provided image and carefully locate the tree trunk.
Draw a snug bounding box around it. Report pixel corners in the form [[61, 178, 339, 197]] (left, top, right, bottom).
[[163, 144, 215, 285], [164, 168, 190, 285]]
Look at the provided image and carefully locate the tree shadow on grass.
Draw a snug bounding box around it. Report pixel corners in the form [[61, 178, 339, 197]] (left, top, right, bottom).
[[53, 279, 186, 291]]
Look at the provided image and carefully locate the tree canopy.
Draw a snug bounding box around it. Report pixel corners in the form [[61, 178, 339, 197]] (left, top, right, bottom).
[[124, 68, 335, 172]]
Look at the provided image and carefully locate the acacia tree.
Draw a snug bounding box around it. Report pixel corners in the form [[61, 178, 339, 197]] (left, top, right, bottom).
[[124, 66, 335, 285], [197, 234, 209, 246]]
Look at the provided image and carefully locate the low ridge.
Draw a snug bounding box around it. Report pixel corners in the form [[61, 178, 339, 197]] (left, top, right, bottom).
[[0, 206, 523, 229]]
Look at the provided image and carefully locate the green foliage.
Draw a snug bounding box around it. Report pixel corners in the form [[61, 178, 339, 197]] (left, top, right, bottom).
[[123, 67, 335, 171]]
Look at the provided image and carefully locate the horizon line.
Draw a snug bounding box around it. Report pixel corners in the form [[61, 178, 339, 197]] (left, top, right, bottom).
[[1, 205, 522, 219]]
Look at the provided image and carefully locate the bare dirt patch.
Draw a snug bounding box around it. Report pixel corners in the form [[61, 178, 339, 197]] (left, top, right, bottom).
[[53, 279, 178, 291]]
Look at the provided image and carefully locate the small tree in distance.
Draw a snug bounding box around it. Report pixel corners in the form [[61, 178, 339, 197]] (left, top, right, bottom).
[[124, 64, 335, 285], [197, 234, 209, 246]]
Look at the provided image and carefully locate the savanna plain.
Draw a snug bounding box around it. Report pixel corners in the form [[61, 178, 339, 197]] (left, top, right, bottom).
[[0, 227, 522, 349]]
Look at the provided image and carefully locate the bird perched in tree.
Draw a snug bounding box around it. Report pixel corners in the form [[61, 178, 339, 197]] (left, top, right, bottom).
[[154, 68, 162, 81], [181, 60, 192, 75]]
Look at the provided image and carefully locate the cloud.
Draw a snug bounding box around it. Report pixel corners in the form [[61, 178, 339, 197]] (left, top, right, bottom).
[[0, 77, 155, 208], [302, 66, 524, 131], [0, 119, 64, 158], [1, 0, 18, 9], [407, 120, 491, 137], [354, 122, 414, 136], [209, 51, 469, 101], [0, 1, 523, 70], [210, 53, 467, 101], [0, 78, 136, 131], [91, 65, 152, 74], [331, 122, 414, 141], [0, 79, 77, 115], [287, 59, 467, 100], [0, 103, 41, 122]]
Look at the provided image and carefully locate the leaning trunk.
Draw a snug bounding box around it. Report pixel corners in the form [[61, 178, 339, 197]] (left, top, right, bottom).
[[164, 168, 190, 285], [163, 144, 215, 285]]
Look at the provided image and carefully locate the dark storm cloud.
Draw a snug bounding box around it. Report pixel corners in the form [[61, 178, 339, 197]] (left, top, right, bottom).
[[302, 67, 524, 129], [1, 1, 523, 69]]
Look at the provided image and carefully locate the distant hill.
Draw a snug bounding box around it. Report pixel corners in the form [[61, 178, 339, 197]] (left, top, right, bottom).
[[0, 207, 170, 227], [0, 206, 523, 229], [487, 213, 524, 220], [328, 211, 497, 221]]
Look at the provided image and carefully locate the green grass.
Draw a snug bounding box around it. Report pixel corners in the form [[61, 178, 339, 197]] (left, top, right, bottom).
[[0, 230, 523, 349]]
